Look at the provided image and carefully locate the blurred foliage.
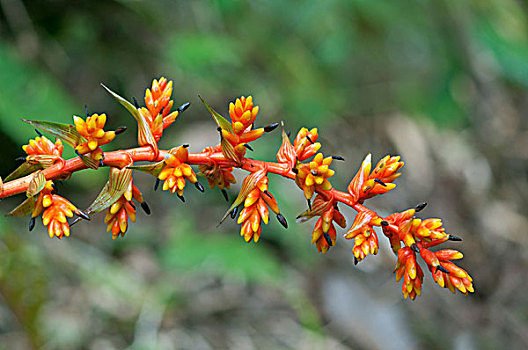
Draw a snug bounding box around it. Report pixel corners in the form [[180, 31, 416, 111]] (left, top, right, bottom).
[[0, 0, 527, 349]]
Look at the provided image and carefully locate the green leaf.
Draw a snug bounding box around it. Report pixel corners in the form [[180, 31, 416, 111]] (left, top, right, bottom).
[[21, 119, 82, 149], [198, 95, 233, 133], [4, 162, 42, 182], [26, 171, 46, 198], [127, 161, 165, 178], [6, 196, 35, 217], [101, 84, 159, 156], [77, 167, 132, 220]]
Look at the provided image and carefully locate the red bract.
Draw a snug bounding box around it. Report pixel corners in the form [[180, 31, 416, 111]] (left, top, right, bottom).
[[1, 76, 474, 301]]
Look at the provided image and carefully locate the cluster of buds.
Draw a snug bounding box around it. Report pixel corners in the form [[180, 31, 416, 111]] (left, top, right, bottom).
[[294, 153, 335, 201], [138, 77, 189, 141], [297, 195, 346, 253], [1, 76, 474, 301], [344, 210, 382, 263], [73, 113, 116, 162], [158, 145, 200, 200], [347, 154, 404, 203], [26, 180, 86, 239]]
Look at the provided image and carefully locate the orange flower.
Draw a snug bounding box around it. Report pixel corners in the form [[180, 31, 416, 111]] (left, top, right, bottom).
[[295, 153, 334, 200], [158, 146, 197, 197], [140, 77, 188, 141], [348, 154, 403, 203], [23, 136, 63, 157], [394, 247, 424, 300], [73, 113, 116, 161], [237, 175, 283, 243], [104, 196, 136, 239], [293, 127, 321, 161], [421, 246, 474, 295], [345, 210, 382, 262], [413, 218, 449, 241], [220, 96, 265, 158]]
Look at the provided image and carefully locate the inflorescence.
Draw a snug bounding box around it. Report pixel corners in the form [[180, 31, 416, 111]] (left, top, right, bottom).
[[0, 77, 473, 300]]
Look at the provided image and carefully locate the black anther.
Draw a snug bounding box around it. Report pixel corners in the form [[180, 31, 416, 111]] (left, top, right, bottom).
[[141, 201, 151, 215], [264, 122, 279, 132], [277, 213, 288, 228]]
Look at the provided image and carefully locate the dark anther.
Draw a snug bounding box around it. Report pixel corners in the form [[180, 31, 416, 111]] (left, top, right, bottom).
[[35, 129, 42, 137], [76, 210, 91, 221], [99, 158, 104, 167], [292, 168, 298, 174], [130, 201, 136, 210], [114, 126, 127, 135], [85, 105, 89, 118], [332, 155, 345, 161], [194, 181, 205, 192], [323, 231, 333, 246], [244, 144, 254, 151], [277, 213, 288, 228], [448, 234, 462, 241], [29, 217, 35, 231], [381, 220, 389, 227], [415, 202, 427, 212], [374, 179, 387, 187], [217, 126, 222, 132], [354, 256, 359, 265], [311, 170, 318, 176], [221, 189, 229, 202], [307, 199, 312, 211], [264, 122, 279, 132], [436, 265, 450, 274], [177, 102, 191, 113], [133, 97, 140, 109], [286, 131, 291, 137], [141, 201, 151, 215], [75, 150, 83, 158], [154, 178, 160, 191], [177, 194, 185, 203], [306, 135, 314, 144], [15, 157, 26, 162], [182, 144, 189, 148], [263, 190, 273, 199], [410, 243, 420, 253], [231, 206, 239, 219]]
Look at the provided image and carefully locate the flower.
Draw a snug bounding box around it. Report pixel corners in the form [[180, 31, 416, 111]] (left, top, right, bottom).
[[73, 113, 116, 161], [23, 136, 63, 157], [344, 210, 382, 262], [220, 96, 265, 158], [348, 154, 403, 203], [237, 175, 281, 243], [421, 246, 474, 295], [413, 218, 449, 241], [394, 247, 424, 300], [105, 196, 136, 239], [295, 153, 334, 200], [293, 127, 321, 161], [140, 77, 187, 141], [158, 146, 198, 196]]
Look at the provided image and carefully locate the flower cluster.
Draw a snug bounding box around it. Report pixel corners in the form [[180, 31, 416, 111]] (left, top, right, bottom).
[[1, 76, 474, 301], [139, 77, 188, 141], [74, 113, 116, 162], [158, 145, 198, 198], [297, 195, 346, 253], [344, 210, 382, 263]]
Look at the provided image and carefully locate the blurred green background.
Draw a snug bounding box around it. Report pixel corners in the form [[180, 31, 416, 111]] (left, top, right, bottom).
[[0, 0, 527, 349]]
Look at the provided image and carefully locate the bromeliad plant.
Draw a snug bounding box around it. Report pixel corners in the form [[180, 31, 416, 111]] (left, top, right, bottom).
[[0, 77, 473, 300]]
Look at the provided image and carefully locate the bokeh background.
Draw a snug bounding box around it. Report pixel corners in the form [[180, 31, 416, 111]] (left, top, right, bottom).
[[0, 0, 527, 349]]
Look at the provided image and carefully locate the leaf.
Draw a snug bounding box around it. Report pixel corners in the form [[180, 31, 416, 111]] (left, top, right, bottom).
[[21, 119, 83, 149], [101, 84, 159, 158], [6, 196, 35, 217], [80, 167, 133, 217], [4, 162, 42, 182], [127, 161, 165, 178], [198, 95, 234, 133], [26, 155, 60, 168], [276, 121, 296, 170], [26, 171, 46, 198], [219, 168, 267, 225]]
